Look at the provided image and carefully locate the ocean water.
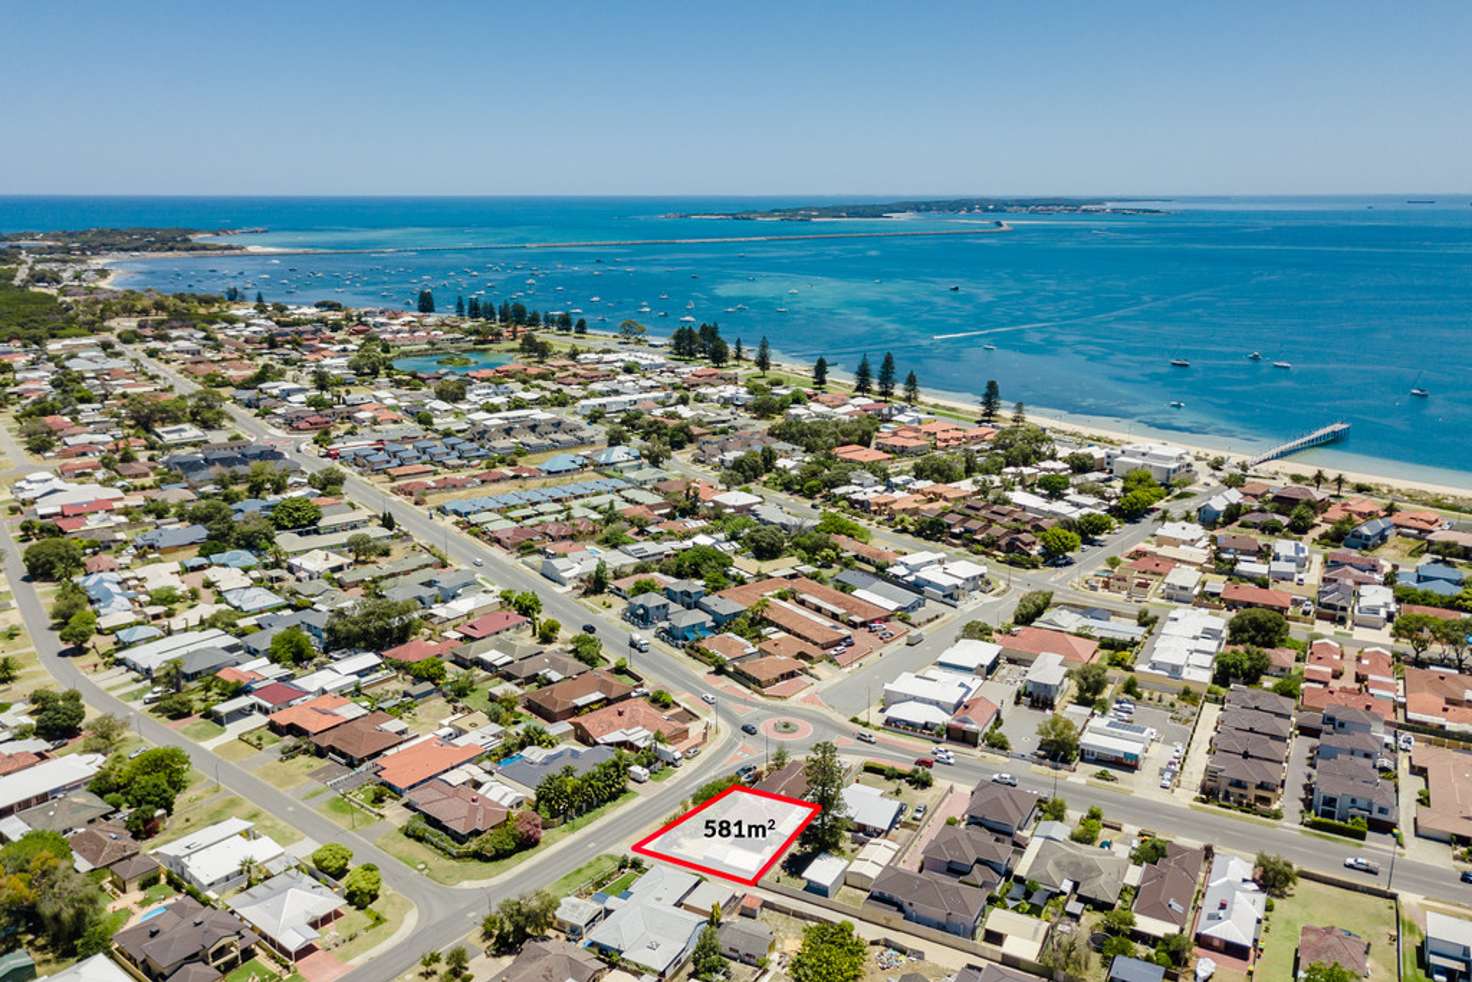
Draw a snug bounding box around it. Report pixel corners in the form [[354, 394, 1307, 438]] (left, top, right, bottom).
[[3, 195, 1471, 482]]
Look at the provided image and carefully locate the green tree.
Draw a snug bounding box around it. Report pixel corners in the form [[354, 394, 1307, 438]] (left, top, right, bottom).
[[1075, 511, 1114, 540], [1037, 713, 1080, 763], [903, 370, 919, 404], [812, 356, 828, 388], [58, 610, 97, 650], [1287, 503, 1316, 534], [31, 689, 85, 740], [23, 538, 83, 580], [1392, 612, 1442, 665], [980, 379, 1001, 421], [1036, 473, 1071, 499], [1070, 662, 1109, 705], [586, 559, 610, 596], [268, 625, 315, 666], [326, 597, 421, 651], [692, 924, 727, 981], [417, 289, 435, 314], [537, 618, 561, 644], [511, 591, 543, 633], [309, 466, 348, 495], [270, 496, 322, 530], [343, 863, 381, 909], [1213, 645, 1272, 685], [790, 921, 867, 982], [755, 336, 771, 375], [800, 742, 851, 851], [1254, 852, 1297, 897], [570, 633, 602, 667], [346, 532, 387, 563], [853, 354, 872, 395], [312, 843, 353, 878], [1227, 608, 1289, 648], [81, 714, 126, 754], [1011, 590, 1053, 626], [877, 352, 896, 400], [1038, 526, 1081, 562], [1302, 963, 1357, 982], [745, 525, 787, 561]]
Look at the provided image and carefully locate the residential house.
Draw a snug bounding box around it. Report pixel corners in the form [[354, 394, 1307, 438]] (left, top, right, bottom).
[[112, 897, 257, 982], [1195, 854, 1266, 961], [867, 867, 989, 938], [965, 781, 1039, 838], [405, 779, 509, 842], [227, 869, 344, 962]]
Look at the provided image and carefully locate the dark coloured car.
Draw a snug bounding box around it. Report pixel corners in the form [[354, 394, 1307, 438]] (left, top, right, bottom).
[[582, 623, 597, 634], [741, 722, 759, 735]]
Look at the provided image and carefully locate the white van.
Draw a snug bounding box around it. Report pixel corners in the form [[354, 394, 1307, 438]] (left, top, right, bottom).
[[628, 764, 650, 783]]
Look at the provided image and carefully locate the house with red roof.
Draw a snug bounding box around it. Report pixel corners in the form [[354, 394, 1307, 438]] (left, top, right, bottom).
[[455, 611, 528, 641], [374, 738, 483, 793], [1220, 582, 1293, 613], [998, 626, 1099, 666]]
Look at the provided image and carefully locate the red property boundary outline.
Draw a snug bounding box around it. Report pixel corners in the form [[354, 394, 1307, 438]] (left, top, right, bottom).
[[631, 784, 821, 886]]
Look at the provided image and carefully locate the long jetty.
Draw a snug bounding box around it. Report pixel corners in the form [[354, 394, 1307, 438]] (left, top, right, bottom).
[[1246, 421, 1350, 467]]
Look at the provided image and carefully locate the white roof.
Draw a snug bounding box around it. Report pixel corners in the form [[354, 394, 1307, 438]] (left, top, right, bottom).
[[0, 754, 103, 812], [712, 490, 762, 508], [802, 852, 850, 887], [936, 639, 1002, 673], [883, 700, 952, 728], [1426, 910, 1472, 948], [117, 628, 237, 673], [43, 954, 136, 982], [882, 670, 978, 711], [840, 784, 902, 831], [180, 833, 284, 888], [228, 869, 343, 952], [1025, 652, 1068, 687], [154, 817, 255, 859]]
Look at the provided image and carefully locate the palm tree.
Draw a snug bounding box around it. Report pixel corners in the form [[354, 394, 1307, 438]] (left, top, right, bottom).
[[1312, 469, 1326, 490], [1334, 473, 1345, 495]]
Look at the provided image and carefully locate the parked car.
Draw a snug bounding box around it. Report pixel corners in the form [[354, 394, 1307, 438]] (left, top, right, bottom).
[[1399, 733, 1415, 752], [1344, 857, 1381, 875], [741, 722, 759, 735], [992, 772, 1018, 786], [684, 746, 700, 759], [856, 730, 877, 744], [906, 631, 925, 646]]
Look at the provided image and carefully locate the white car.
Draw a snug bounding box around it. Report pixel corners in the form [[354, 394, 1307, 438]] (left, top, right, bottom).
[[472, 558, 484, 567], [701, 692, 716, 705], [1344, 857, 1380, 875], [856, 730, 877, 744], [1398, 733, 1415, 752], [992, 772, 1018, 786]]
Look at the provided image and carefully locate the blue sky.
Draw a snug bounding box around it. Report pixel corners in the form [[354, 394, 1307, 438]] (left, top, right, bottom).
[[4, 1, 1469, 195]]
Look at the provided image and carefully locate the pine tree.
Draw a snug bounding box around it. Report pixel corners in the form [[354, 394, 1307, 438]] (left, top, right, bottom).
[[733, 338, 744, 362], [755, 336, 771, 374], [454, 295, 465, 317], [904, 370, 919, 404], [255, 291, 264, 304], [417, 289, 435, 314], [812, 356, 828, 387], [1012, 401, 1026, 424], [467, 297, 480, 319], [854, 354, 872, 395], [877, 352, 896, 400], [981, 379, 1001, 421], [574, 318, 587, 334], [800, 742, 851, 851]]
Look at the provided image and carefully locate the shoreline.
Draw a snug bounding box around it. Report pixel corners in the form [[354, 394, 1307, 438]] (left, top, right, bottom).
[[528, 326, 1472, 503], [94, 264, 1472, 504], [99, 222, 1011, 263]]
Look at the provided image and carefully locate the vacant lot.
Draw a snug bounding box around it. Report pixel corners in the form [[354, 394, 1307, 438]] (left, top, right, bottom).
[[1257, 878, 1397, 982]]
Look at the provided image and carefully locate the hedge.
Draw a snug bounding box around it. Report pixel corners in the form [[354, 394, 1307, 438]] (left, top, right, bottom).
[[1304, 815, 1368, 840]]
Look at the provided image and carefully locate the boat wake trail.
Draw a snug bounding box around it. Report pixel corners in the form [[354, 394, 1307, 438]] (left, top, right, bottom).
[[929, 286, 1228, 341]]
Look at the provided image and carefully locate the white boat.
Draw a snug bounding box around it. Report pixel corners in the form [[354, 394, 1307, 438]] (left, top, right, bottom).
[[1169, 400, 1185, 409], [983, 343, 997, 351], [1273, 361, 1292, 369]]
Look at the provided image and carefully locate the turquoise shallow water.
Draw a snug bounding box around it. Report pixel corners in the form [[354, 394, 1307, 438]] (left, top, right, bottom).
[[391, 351, 510, 375], [3, 195, 1471, 482]]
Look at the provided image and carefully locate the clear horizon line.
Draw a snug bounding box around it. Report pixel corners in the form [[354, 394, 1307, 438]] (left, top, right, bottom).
[[2, 191, 1470, 200]]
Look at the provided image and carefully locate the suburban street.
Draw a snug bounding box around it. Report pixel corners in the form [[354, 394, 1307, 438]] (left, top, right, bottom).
[[0, 345, 1449, 982]]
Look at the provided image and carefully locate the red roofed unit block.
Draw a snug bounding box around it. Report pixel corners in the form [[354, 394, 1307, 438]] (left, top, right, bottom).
[[382, 639, 460, 664], [1221, 582, 1293, 612], [456, 611, 528, 640]]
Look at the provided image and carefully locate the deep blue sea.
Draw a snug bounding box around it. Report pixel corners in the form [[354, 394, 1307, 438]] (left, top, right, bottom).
[[3, 195, 1471, 485]]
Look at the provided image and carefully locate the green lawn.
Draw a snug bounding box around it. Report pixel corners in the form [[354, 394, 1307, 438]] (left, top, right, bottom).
[[222, 957, 303, 982], [252, 753, 324, 791], [327, 890, 412, 962], [604, 869, 643, 896], [548, 854, 621, 898], [1401, 915, 1434, 982], [317, 794, 379, 830], [182, 718, 225, 741], [1257, 879, 1398, 982], [154, 786, 304, 848], [378, 792, 637, 885]]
